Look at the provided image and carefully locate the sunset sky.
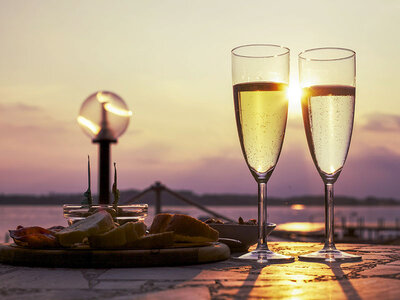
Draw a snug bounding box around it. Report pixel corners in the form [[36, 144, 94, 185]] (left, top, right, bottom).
[[0, 0, 399, 199]]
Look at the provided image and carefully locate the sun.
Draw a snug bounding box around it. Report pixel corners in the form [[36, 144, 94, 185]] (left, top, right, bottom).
[[287, 82, 302, 116]]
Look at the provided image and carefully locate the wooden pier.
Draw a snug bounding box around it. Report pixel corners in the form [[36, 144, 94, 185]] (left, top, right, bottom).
[[339, 216, 400, 243]]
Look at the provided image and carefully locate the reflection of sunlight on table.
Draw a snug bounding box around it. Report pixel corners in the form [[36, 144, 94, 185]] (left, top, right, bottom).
[[253, 268, 333, 299], [183, 242, 386, 299], [250, 265, 342, 299], [284, 275, 314, 300]]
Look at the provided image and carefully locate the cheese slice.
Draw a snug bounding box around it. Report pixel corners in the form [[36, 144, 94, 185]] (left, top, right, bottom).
[[56, 211, 115, 247], [128, 231, 174, 249], [126, 222, 147, 244], [89, 221, 147, 249]]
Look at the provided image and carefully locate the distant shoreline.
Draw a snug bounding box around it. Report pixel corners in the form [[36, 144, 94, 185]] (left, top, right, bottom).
[[1, 203, 399, 207], [0, 189, 399, 207]]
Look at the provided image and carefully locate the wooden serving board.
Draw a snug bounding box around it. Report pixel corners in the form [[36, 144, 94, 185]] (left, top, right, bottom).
[[0, 243, 230, 268]]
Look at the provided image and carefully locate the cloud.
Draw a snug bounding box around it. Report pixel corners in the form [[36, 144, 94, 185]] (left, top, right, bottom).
[[361, 113, 400, 132], [1, 104, 399, 199], [0, 102, 41, 112], [0, 109, 71, 140], [0, 101, 72, 138], [337, 147, 400, 198], [124, 141, 173, 165], [120, 141, 400, 199], [136, 146, 318, 197], [1, 138, 399, 199]]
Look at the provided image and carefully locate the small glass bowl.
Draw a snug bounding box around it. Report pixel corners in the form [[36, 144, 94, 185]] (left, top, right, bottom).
[[63, 204, 148, 226]]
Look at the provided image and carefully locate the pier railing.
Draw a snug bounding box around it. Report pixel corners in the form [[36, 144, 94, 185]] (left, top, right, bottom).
[[123, 181, 235, 223], [339, 216, 400, 243]]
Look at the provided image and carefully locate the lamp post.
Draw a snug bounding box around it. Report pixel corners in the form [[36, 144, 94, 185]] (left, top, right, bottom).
[[78, 91, 132, 204]]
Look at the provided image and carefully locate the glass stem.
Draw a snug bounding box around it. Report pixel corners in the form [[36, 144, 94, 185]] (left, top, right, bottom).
[[256, 182, 268, 250], [324, 183, 336, 250]]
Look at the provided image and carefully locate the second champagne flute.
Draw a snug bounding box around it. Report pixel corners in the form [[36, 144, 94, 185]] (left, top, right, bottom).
[[232, 44, 293, 262], [298, 47, 361, 262]]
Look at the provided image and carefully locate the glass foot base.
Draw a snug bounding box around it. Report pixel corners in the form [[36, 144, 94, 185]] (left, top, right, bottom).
[[236, 249, 294, 263], [299, 249, 361, 263]]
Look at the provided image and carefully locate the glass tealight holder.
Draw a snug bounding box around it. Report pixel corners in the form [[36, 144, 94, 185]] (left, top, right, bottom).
[[63, 204, 148, 226]]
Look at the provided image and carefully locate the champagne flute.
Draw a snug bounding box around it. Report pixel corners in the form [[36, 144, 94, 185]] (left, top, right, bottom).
[[298, 47, 361, 262], [232, 44, 293, 262]]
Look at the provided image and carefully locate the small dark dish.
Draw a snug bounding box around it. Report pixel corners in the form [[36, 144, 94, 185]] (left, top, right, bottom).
[[210, 223, 276, 252]]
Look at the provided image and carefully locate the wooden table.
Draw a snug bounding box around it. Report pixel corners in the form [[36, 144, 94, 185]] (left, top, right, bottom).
[[0, 242, 399, 299]]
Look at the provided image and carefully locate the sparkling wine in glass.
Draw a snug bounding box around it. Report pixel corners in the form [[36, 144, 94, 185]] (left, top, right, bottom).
[[232, 44, 293, 262], [299, 47, 361, 262]]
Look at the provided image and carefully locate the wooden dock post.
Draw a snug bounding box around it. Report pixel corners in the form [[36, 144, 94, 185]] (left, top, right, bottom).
[[153, 181, 163, 215]]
